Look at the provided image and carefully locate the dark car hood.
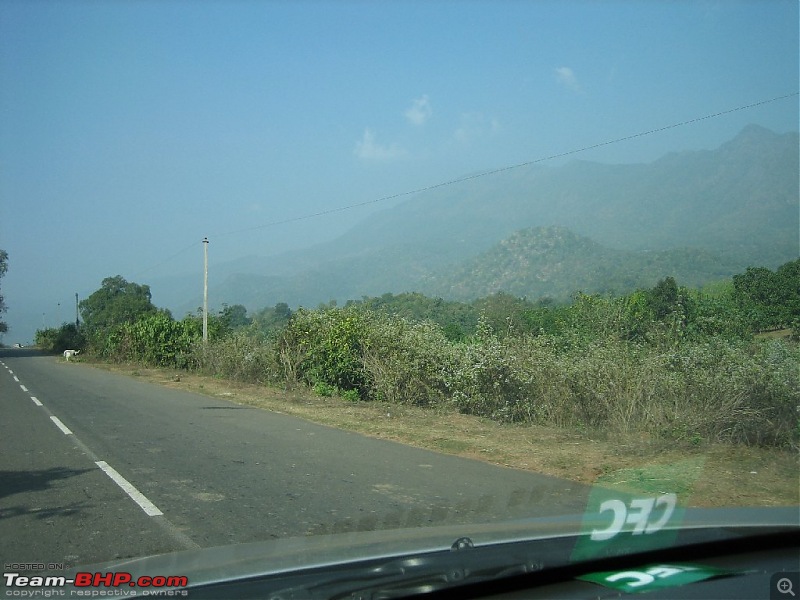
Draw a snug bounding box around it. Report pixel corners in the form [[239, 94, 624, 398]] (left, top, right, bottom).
[[62, 506, 798, 591]]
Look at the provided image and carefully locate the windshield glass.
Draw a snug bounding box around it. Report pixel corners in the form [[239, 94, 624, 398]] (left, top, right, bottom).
[[1, 0, 798, 596]]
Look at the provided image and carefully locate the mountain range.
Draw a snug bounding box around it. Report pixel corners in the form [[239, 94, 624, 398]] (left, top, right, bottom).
[[157, 124, 799, 315]]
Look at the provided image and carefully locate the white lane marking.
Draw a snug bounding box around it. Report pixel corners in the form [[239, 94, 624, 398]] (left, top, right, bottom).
[[20, 384, 28, 392], [95, 461, 163, 517], [13, 375, 19, 382], [50, 416, 73, 435], [3, 368, 178, 532]]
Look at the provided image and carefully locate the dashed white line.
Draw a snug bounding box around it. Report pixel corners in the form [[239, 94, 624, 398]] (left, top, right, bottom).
[[95, 461, 164, 517], [3, 359, 178, 532], [50, 415, 73, 435], [4, 367, 42, 407]]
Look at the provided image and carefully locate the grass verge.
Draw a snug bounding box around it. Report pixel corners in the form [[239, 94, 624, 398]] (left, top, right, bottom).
[[88, 359, 798, 508]]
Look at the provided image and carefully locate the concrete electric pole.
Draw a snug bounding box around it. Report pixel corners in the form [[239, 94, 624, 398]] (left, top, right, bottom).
[[203, 237, 209, 344]]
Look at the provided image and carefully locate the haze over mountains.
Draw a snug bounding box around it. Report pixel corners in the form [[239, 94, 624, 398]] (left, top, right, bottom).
[[158, 125, 799, 315]]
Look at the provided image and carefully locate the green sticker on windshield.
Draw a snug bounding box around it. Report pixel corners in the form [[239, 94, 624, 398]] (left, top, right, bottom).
[[571, 458, 703, 562], [571, 487, 685, 562], [579, 563, 736, 594]]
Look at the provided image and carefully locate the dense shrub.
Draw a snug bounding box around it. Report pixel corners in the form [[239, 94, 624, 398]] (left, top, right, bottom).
[[458, 333, 797, 447], [448, 318, 537, 421], [126, 312, 200, 367], [73, 262, 799, 449], [196, 328, 280, 383], [732, 259, 800, 332], [93, 311, 202, 368], [35, 323, 86, 353], [92, 312, 202, 368], [361, 316, 456, 406], [212, 300, 800, 448], [277, 307, 370, 394]]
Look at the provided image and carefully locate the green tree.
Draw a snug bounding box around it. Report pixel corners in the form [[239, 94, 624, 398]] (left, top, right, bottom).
[[218, 304, 251, 330], [79, 276, 159, 333], [685, 282, 749, 340], [471, 292, 534, 336], [182, 309, 226, 341], [775, 259, 800, 329], [274, 302, 292, 320], [732, 262, 799, 331], [0, 249, 7, 335], [521, 303, 570, 337], [124, 311, 200, 367], [35, 323, 86, 353], [648, 276, 679, 320], [252, 302, 292, 337], [351, 292, 478, 339], [620, 289, 653, 340], [280, 306, 369, 395]]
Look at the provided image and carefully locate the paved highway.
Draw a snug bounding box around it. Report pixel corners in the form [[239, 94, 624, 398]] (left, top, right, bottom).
[[1, 348, 588, 571]]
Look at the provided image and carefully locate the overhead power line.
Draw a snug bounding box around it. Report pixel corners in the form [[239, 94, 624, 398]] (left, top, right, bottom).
[[216, 92, 799, 238], [136, 91, 798, 277], [132, 240, 200, 279]]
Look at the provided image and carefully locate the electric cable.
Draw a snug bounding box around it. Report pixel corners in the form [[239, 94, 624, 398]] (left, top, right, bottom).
[[135, 92, 799, 276]]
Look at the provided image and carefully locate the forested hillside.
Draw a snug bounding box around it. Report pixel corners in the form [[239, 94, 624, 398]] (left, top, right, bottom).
[[426, 226, 739, 301], [179, 125, 798, 314]]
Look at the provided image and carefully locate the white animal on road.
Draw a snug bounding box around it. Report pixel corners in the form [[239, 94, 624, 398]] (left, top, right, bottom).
[[63, 349, 80, 361]]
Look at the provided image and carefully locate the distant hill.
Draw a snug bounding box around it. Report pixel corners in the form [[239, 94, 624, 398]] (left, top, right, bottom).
[[163, 124, 799, 314], [424, 226, 740, 301]]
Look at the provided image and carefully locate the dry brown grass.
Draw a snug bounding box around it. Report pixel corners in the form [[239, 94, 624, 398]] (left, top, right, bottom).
[[96, 361, 798, 508]]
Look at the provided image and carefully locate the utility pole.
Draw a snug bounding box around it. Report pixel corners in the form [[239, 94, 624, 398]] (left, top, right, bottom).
[[75, 293, 80, 328], [203, 237, 209, 344]]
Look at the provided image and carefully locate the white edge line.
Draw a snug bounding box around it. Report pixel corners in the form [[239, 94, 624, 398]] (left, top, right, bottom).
[[95, 461, 163, 517], [20, 384, 28, 392], [31, 396, 43, 406], [50, 415, 73, 435]]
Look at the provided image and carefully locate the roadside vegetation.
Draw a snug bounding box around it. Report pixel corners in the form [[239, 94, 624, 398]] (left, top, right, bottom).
[[35, 260, 800, 451], [0, 248, 8, 339]]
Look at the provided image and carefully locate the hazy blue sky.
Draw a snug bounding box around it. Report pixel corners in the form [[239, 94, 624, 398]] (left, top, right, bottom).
[[1, 0, 798, 343]]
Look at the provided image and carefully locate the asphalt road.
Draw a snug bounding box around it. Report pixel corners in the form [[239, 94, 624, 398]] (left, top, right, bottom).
[[1, 348, 589, 571]]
